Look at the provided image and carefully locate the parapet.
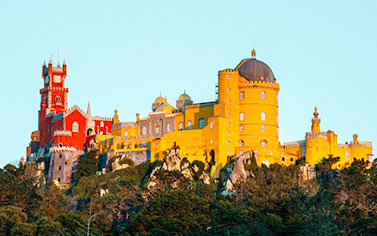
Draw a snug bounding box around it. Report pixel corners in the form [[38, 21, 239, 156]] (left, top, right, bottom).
[[283, 140, 306, 149], [305, 132, 328, 140], [50, 146, 76, 153], [349, 141, 373, 148], [53, 130, 72, 137]]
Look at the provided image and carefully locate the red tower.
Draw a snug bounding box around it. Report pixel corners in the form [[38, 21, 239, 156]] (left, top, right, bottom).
[[39, 59, 68, 147]]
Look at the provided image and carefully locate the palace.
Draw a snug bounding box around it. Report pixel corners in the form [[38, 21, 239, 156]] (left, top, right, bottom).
[[26, 49, 373, 183]]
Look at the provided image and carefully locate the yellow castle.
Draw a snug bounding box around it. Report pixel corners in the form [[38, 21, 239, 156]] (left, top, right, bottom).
[[97, 49, 373, 176]]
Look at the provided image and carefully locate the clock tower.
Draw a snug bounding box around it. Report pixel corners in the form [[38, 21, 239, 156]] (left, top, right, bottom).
[[40, 58, 68, 114], [39, 58, 69, 146]]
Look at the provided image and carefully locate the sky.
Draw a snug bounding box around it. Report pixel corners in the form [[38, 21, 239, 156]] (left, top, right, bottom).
[[0, 0, 376, 167]]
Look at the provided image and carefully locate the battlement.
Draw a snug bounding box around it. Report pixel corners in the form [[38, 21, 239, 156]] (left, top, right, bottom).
[[50, 146, 76, 153], [305, 132, 328, 140], [283, 140, 306, 149], [349, 141, 373, 148], [112, 122, 138, 130], [113, 135, 150, 142], [239, 79, 279, 88], [335, 143, 349, 148], [65, 105, 86, 117], [218, 69, 238, 74], [53, 130, 72, 137], [93, 116, 113, 121]]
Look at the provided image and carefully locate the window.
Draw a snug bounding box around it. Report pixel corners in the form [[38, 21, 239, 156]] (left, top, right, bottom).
[[227, 75, 231, 79], [55, 96, 61, 104], [227, 88, 231, 92], [345, 151, 349, 160], [227, 141, 231, 145], [105, 126, 108, 134], [155, 125, 160, 134], [187, 120, 192, 130], [167, 123, 171, 132], [240, 91, 245, 100], [228, 122, 231, 125], [269, 151, 273, 155], [228, 112, 231, 116], [290, 157, 294, 162], [227, 100, 231, 103], [261, 125, 266, 132], [72, 122, 79, 132], [179, 122, 184, 131], [240, 125, 244, 132], [58, 166, 61, 171], [59, 154, 62, 158], [261, 139, 267, 147], [261, 112, 266, 121], [199, 118, 205, 128], [240, 112, 245, 121], [142, 126, 147, 135], [100, 131, 103, 135], [210, 122, 214, 129], [100, 121, 104, 127], [261, 91, 266, 100], [210, 139, 213, 144], [282, 157, 286, 162], [227, 131, 231, 135], [125, 131, 128, 136], [65, 161, 67, 165], [239, 140, 245, 147], [57, 178, 61, 182]]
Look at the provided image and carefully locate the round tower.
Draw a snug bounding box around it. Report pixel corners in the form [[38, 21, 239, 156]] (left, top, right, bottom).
[[235, 49, 280, 164]]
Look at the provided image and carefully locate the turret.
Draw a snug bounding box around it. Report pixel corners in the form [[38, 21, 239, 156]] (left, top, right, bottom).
[[311, 107, 321, 133], [113, 110, 119, 124]]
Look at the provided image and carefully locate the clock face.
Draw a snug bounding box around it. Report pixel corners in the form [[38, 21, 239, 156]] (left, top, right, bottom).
[[45, 75, 49, 84], [53, 75, 61, 83]]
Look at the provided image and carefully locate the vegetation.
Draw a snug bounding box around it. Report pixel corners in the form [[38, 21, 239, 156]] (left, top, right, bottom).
[[1, 155, 377, 235]]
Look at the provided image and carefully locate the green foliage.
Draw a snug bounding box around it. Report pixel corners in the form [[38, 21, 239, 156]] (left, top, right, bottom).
[[75, 150, 99, 181], [119, 156, 135, 167]]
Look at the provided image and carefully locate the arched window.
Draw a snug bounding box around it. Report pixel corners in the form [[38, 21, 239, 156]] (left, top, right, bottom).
[[179, 122, 184, 131], [55, 96, 62, 104], [199, 118, 205, 128], [155, 124, 160, 134], [261, 91, 266, 100], [142, 126, 147, 135], [345, 151, 350, 160], [239, 139, 245, 147], [261, 112, 266, 121], [240, 125, 244, 132], [239, 112, 245, 121], [261, 139, 267, 147], [210, 122, 214, 129], [240, 91, 245, 100], [125, 130, 129, 136], [72, 122, 79, 132], [167, 123, 171, 132], [100, 121, 104, 127], [187, 120, 192, 130]]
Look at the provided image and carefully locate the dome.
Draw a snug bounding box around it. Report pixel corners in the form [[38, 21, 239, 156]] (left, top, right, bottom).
[[154, 96, 167, 105], [178, 93, 191, 101], [155, 103, 176, 114], [235, 50, 275, 82]]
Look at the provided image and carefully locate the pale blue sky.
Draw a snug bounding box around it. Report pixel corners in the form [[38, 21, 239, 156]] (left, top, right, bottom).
[[0, 0, 376, 167]]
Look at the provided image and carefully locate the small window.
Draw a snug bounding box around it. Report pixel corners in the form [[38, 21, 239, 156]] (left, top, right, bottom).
[[227, 75, 231, 79], [240, 112, 245, 121], [290, 157, 294, 162], [65, 161, 68, 165], [227, 100, 231, 103], [142, 127, 147, 135], [155, 125, 160, 134], [227, 88, 231, 92], [55, 96, 62, 104], [227, 141, 231, 145], [167, 123, 171, 132], [261, 139, 267, 147], [228, 122, 231, 125], [125, 131, 129, 136], [199, 118, 205, 128], [100, 131, 103, 135], [345, 151, 349, 160], [228, 112, 231, 116], [100, 121, 104, 127], [57, 178, 61, 182], [210, 122, 214, 129], [179, 122, 184, 131], [59, 154, 62, 158], [227, 131, 231, 135], [240, 91, 245, 100], [261, 91, 266, 100], [72, 122, 79, 132], [282, 157, 285, 162], [240, 125, 244, 132], [239, 140, 245, 147], [58, 166, 61, 171], [187, 120, 192, 130], [210, 139, 213, 144], [261, 125, 266, 132], [261, 112, 266, 121]]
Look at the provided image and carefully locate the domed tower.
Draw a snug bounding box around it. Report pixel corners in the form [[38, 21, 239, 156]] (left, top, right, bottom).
[[152, 94, 167, 112], [176, 91, 193, 112], [217, 49, 280, 165]]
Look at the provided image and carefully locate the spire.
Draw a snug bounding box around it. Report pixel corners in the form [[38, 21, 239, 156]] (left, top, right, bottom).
[[63, 59, 66, 65], [49, 58, 52, 64], [86, 102, 95, 132], [251, 48, 256, 59], [113, 110, 119, 124], [43, 60, 46, 66]]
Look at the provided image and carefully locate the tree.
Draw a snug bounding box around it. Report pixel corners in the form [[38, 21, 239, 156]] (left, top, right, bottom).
[[75, 150, 99, 181]]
